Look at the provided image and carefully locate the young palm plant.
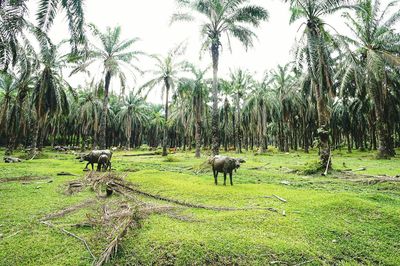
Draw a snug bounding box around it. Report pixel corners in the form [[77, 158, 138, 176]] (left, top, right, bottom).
[[171, 0, 269, 155]]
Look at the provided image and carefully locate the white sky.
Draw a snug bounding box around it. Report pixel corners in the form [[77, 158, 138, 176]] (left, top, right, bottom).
[[26, 0, 394, 103]]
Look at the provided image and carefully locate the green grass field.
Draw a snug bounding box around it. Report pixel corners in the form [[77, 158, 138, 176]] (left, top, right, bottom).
[[1, 149, 400, 265]]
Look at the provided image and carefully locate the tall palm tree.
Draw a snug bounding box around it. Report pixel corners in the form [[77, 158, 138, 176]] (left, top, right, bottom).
[[338, 0, 400, 158], [286, 0, 351, 167], [78, 90, 102, 150], [72, 25, 143, 149], [148, 104, 165, 148], [31, 41, 72, 154], [177, 64, 209, 157], [229, 69, 253, 153], [0, 72, 19, 154], [244, 72, 272, 153], [140, 44, 187, 156], [118, 92, 149, 150], [172, 0, 269, 156], [270, 64, 301, 152]]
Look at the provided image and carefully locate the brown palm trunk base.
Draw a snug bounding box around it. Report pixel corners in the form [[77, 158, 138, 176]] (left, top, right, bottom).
[[318, 126, 331, 169]]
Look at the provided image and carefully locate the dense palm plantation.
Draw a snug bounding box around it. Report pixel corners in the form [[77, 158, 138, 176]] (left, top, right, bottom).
[[1, 0, 400, 162], [2, 1, 400, 265]]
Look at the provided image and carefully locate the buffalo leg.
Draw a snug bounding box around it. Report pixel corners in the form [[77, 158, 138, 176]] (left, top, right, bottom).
[[229, 172, 233, 186], [223, 172, 227, 186]]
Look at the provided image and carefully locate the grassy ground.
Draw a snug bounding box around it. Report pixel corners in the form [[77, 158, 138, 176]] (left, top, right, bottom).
[[1, 148, 400, 265]]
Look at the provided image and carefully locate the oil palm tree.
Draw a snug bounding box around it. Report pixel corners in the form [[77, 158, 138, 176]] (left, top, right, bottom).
[[229, 69, 253, 153], [270, 64, 301, 152], [338, 0, 400, 158], [171, 0, 269, 156], [140, 44, 187, 156], [118, 92, 149, 150], [78, 90, 102, 150], [31, 41, 72, 154], [0, 72, 19, 154], [177, 64, 209, 157], [72, 25, 144, 149], [286, 0, 351, 167], [244, 72, 272, 153]]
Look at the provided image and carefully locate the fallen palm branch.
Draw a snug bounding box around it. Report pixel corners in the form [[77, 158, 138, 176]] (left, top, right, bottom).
[[94, 208, 140, 266], [0, 176, 51, 183], [112, 182, 277, 212], [57, 172, 77, 176], [273, 194, 287, 203], [39, 199, 97, 221], [339, 171, 400, 184], [40, 220, 96, 262]]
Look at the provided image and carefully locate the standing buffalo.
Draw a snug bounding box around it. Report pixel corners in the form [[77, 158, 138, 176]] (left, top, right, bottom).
[[209, 155, 245, 186], [97, 154, 111, 172], [77, 150, 113, 171]]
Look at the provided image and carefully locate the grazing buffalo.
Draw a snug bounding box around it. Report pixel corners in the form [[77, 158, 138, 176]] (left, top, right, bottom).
[[77, 150, 112, 171], [97, 154, 111, 172], [209, 155, 246, 186]]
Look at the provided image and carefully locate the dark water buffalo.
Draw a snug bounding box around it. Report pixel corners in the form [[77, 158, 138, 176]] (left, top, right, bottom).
[[209, 155, 246, 186], [77, 150, 112, 170], [97, 154, 111, 172]]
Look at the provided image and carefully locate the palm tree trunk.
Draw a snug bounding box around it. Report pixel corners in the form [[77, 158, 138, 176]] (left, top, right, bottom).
[[259, 113, 266, 154], [315, 84, 331, 168], [375, 107, 394, 158], [99, 71, 111, 149], [195, 103, 201, 157], [346, 132, 352, 153], [235, 93, 242, 154], [211, 42, 220, 156], [31, 120, 39, 155], [162, 78, 170, 156]]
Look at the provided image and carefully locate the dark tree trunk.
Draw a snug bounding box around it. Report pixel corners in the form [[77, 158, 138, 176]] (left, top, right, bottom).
[[373, 83, 395, 158], [346, 133, 352, 153], [31, 120, 39, 155], [315, 83, 331, 168], [211, 42, 220, 156], [162, 78, 170, 156], [99, 71, 111, 149], [195, 103, 201, 158], [235, 93, 242, 154]]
